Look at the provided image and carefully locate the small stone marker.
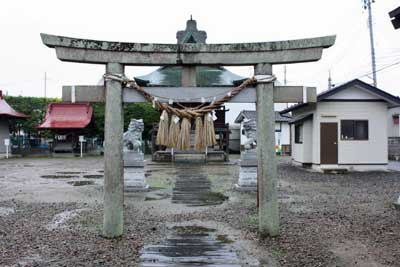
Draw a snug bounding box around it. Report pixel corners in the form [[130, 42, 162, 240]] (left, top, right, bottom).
[[79, 135, 85, 158], [4, 138, 10, 159]]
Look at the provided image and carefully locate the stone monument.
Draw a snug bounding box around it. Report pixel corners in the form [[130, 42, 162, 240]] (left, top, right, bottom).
[[123, 119, 148, 191], [235, 118, 258, 191]]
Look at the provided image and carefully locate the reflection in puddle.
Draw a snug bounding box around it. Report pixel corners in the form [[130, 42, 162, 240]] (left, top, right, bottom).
[[139, 225, 240, 266], [41, 175, 79, 179], [82, 174, 103, 179], [67, 180, 95, 186], [172, 168, 228, 207]]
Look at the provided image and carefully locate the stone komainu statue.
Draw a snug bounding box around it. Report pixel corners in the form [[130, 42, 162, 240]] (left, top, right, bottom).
[[243, 119, 257, 150], [123, 119, 144, 152]]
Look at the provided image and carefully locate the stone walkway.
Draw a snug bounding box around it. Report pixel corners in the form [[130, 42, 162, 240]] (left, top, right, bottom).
[[139, 225, 240, 267]]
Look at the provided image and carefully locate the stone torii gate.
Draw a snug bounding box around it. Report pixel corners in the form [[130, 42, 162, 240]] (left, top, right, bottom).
[[41, 20, 335, 238]]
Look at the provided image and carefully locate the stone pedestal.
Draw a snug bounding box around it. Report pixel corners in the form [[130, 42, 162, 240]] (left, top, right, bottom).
[[124, 151, 148, 192], [235, 149, 257, 191], [124, 151, 145, 167], [124, 166, 149, 192]]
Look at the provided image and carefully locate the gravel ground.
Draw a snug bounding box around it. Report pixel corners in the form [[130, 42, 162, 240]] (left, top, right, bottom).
[[0, 156, 399, 266]]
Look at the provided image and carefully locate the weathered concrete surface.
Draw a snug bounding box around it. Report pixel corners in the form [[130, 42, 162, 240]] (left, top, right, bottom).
[[55, 47, 326, 66], [255, 63, 279, 237], [62, 85, 317, 103], [103, 63, 124, 238], [41, 33, 335, 65], [181, 66, 197, 87], [1, 156, 400, 266]]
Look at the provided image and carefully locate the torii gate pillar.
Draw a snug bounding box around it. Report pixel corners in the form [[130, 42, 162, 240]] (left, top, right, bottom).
[[255, 63, 279, 236], [103, 62, 124, 238]]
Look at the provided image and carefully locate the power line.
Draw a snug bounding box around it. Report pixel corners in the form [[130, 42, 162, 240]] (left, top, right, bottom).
[[359, 59, 400, 78]]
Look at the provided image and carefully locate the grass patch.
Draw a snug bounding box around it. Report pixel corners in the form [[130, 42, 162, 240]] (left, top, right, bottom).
[[216, 234, 234, 244], [198, 192, 229, 204]]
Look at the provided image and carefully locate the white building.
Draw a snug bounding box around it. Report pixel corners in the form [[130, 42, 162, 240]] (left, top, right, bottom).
[[0, 90, 30, 155], [388, 107, 400, 137], [234, 110, 291, 154], [387, 106, 400, 160], [281, 79, 400, 171]]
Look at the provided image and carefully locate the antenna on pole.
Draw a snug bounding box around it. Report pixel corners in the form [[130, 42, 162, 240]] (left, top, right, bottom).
[[363, 0, 377, 87], [328, 70, 332, 89]]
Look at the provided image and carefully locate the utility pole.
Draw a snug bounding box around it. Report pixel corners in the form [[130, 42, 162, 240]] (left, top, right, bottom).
[[363, 0, 377, 87], [44, 72, 47, 100], [283, 65, 287, 86], [284, 65, 288, 108]]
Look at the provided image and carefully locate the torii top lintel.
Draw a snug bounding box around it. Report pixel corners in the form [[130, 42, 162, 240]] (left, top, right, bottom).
[[41, 20, 335, 66]]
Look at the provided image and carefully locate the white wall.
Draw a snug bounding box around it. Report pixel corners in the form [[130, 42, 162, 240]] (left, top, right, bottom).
[[291, 114, 314, 164], [0, 119, 10, 153], [388, 107, 400, 137], [241, 121, 290, 147], [324, 86, 380, 100], [315, 101, 388, 165], [280, 122, 290, 145]]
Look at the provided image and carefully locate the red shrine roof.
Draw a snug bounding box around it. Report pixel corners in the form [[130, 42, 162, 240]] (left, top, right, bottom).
[[37, 102, 93, 129], [0, 90, 30, 119]]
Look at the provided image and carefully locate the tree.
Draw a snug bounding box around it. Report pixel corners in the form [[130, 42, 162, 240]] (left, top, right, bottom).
[[4, 96, 59, 137], [4, 96, 160, 141]]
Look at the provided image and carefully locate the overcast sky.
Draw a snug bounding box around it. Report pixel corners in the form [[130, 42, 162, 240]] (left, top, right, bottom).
[[1, 0, 400, 102]]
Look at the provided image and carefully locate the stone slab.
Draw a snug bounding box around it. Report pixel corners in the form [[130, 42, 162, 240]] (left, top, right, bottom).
[[62, 85, 317, 104], [123, 152, 144, 167], [124, 167, 149, 192], [41, 33, 335, 65], [235, 166, 257, 192], [240, 150, 258, 167]]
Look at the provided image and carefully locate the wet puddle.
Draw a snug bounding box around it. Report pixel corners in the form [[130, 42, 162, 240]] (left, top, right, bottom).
[[82, 174, 103, 179], [0, 207, 15, 216], [172, 168, 228, 207], [67, 180, 95, 186], [41, 175, 79, 179], [139, 225, 240, 266]]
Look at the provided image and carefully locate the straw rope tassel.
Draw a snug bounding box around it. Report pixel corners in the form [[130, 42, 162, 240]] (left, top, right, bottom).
[[167, 115, 180, 148], [203, 112, 217, 147], [177, 117, 191, 151], [194, 116, 205, 151], [156, 110, 170, 146]]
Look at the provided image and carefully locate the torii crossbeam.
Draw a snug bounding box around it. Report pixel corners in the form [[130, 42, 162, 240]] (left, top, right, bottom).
[[41, 21, 335, 238]]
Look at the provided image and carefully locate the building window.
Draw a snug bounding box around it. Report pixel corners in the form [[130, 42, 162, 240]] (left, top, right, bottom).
[[275, 122, 282, 132], [294, 124, 303, 144], [341, 120, 368, 140], [393, 115, 399, 125]]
